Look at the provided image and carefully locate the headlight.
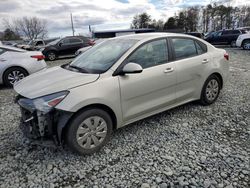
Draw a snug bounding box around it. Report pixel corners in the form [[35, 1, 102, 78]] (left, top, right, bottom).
[[32, 91, 69, 113], [39, 48, 45, 51]]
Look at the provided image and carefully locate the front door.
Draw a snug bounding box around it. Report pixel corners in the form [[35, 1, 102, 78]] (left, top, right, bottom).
[[118, 39, 177, 122], [58, 38, 72, 55]]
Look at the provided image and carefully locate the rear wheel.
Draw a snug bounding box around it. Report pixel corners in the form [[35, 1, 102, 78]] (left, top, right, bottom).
[[3, 67, 28, 87], [46, 51, 57, 61], [200, 75, 221, 105], [66, 108, 113, 155], [230, 40, 236, 47], [242, 40, 250, 50]]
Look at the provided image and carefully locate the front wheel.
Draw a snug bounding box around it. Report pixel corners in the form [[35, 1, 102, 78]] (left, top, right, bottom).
[[200, 75, 221, 105], [3, 67, 28, 87], [242, 40, 250, 50], [66, 108, 113, 155], [46, 51, 57, 61]]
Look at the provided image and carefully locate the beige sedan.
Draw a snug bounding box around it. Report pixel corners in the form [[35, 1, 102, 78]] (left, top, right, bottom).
[[14, 33, 229, 155]]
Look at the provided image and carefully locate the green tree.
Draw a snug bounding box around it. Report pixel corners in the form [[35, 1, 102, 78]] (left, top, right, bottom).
[[3, 28, 20, 40], [164, 17, 176, 30], [176, 12, 185, 30], [131, 12, 151, 29], [215, 5, 228, 29]]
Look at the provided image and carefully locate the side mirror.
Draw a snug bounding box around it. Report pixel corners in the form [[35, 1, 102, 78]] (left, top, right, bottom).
[[58, 42, 63, 47], [122, 62, 143, 75]]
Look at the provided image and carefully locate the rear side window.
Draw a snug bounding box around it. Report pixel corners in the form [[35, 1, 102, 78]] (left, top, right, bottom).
[[195, 41, 207, 55], [172, 38, 197, 60], [70, 38, 82, 43], [36, 41, 44, 46], [232, 30, 240, 34], [222, 30, 231, 35], [126, 39, 168, 69], [240, 30, 247, 34]]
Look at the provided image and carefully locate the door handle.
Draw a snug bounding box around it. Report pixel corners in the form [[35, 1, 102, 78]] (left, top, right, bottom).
[[202, 59, 209, 64], [0, 59, 6, 62], [164, 67, 174, 73]]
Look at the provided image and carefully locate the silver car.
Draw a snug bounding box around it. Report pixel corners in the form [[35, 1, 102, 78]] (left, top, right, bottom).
[[0, 45, 47, 86], [14, 33, 229, 155]]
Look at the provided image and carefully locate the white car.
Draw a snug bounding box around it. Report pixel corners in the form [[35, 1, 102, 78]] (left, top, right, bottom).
[[75, 39, 106, 56], [236, 33, 250, 50], [0, 45, 47, 86], [14, 33, 229, 155]]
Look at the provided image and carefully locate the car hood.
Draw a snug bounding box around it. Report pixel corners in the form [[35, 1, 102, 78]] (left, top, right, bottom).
[[14, 66, 99, 99]]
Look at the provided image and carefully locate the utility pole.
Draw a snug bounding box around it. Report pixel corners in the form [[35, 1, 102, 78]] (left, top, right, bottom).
[[71, 13, 75, 36]]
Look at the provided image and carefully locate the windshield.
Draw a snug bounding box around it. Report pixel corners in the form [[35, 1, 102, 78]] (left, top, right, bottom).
[[48, 38, 61, 45], [69, 38, 138, 74], [28, 40, 35, 45]]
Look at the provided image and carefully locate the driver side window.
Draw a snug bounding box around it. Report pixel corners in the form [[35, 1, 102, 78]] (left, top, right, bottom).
[[126, 39, 168, 69], [215, 31, 222, 36], [62, 38, 70, 44]]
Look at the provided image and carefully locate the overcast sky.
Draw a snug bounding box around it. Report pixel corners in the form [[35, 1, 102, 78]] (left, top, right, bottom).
[[0, 0, 249, 37]]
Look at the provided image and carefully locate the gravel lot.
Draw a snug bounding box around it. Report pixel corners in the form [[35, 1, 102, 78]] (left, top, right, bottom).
[[0, 48, 249, 188]]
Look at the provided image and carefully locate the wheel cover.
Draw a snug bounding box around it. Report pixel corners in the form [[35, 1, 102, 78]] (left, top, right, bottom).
[[76, 116, 108, 149], [243, 42, 250, 49], [48, 53, 55, 60], [7, 70, 25, 85], [205, 79, 219, 101]]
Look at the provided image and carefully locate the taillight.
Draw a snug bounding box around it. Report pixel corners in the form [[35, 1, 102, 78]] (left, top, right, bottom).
[[224, 53, 229, 61], [88, 40, 95, 46], [31, 55, 45, 61]]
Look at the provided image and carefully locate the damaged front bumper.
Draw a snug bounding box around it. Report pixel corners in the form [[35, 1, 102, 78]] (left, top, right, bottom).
[[16, 95, 73, 145]]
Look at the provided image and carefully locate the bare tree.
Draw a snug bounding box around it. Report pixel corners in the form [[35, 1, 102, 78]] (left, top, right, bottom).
[[3, 17, 48, 40]]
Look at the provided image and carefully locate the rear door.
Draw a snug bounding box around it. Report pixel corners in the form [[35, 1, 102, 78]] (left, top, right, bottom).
[[118, 39, 177, 122], [69, 38, 84, 54], [231, 30, 241, 42], [170, 37, 210, 102]]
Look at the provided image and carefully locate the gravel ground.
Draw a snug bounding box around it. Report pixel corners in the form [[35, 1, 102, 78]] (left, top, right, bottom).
[[0, 48, 249, 188]]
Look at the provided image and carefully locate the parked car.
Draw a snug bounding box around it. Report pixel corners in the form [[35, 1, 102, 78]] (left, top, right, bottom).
[[204, 29, 246, 47], [236, 33, 250, 50], [185, 32, 204, 39], [75, 39, 106, 56], [22, 38, 60, 51], [16, 41, 29, 49], [41, 36, 91, 61], [236, 26, 250, 33], [14, 33, 229, 155], [2, 41, 17, 46], [0, 45, 46, 86]]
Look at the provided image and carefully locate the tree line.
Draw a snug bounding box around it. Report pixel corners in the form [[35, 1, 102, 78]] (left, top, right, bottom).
[[1, 17, 47, 41], [131, 4, 250, 32]]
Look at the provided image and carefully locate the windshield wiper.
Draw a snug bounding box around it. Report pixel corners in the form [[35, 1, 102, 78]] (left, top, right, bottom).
[[68, 65, 89, 73]]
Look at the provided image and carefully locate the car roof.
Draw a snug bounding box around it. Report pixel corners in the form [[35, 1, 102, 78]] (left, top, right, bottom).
[[112, 32, 196, 41]]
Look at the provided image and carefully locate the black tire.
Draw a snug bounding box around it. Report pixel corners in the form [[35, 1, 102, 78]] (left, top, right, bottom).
[[230, 40, 236, 47], [66, 108, 113, 155], [200, 74, 221, 105], [3, 67, 28, 87], [46, 51, 57, 61], [242, 40, 250, 50]]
